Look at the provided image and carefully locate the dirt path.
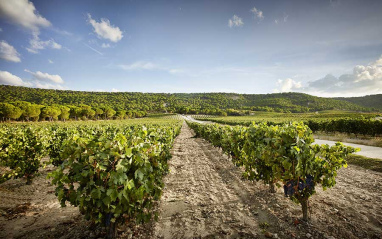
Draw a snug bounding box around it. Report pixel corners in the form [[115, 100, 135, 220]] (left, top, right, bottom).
[[0, 163, 88, 239], [153, 122, 280, 238]]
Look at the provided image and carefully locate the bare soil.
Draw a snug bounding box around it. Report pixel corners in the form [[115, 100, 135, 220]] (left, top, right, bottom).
[[1, 123, 381, 239]]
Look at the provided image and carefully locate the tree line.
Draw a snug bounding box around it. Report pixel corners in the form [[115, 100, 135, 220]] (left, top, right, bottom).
[[0, 101, 147, 122], [0, 85, 378, 116]]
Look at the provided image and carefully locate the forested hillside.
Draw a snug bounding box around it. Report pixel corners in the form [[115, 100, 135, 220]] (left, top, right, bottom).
[[336, 94, 382, 110], [0, 85, 379, 119]]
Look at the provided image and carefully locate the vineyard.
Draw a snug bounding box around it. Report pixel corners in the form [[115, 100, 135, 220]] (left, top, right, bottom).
[[1, 116, 382, 238], [196, 111, 382, 137], [0, 118, 181, 238]]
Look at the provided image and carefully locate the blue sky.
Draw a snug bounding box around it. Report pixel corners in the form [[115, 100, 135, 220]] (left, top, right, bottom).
[[1, 0, 382, 96]]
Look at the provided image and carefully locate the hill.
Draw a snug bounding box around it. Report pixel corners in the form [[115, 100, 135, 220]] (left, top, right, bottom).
[[0, 85, 378, 116], [336, 95, 382, 110]]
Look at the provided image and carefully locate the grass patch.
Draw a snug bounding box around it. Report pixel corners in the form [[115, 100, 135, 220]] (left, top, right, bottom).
[[346, 154, 382, 173]]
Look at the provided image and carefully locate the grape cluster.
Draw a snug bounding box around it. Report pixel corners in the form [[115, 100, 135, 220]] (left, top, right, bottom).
[[283, 175, 315, 197]]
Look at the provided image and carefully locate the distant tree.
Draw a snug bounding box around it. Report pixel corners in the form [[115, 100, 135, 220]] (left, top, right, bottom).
[[69, 106, 82, 120], [22, 104, 42, 121], [104, 108, 116, 119], [0, 103, 23, 121], [79, 105, 95, 119], [42, 106, 61, 121], [95, 108, 104, 120], [59, 106, 70, 121], [115, 110, 126, 119]]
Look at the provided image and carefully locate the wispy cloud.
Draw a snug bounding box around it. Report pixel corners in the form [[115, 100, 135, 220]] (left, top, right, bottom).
[[118, 61, 158, 71], [118, 61, 182, 74], [250, 6, 264, 21], [84, 43, 103, 55], [274, 14, 289, 25], [228, 15, 244, 28], [26, 32, 62, 53], [52, 28, 73, 36]]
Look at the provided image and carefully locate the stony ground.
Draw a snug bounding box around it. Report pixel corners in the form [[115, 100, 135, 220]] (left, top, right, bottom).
[[0, 123, 381, 239]]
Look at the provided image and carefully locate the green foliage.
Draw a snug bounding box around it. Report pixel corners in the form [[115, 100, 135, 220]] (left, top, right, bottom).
[[202, 112, 382, 136], [0, 126, 49, 183], [336, 94, 382, 111], [0, 85, 378, 120], [42, 106, 61, 121], [49, 122, 181, 230], [0, 103, 23, 120], [59, 105, 70, 121], [187, 121, 358, 220], [0, 118, 181, 237]]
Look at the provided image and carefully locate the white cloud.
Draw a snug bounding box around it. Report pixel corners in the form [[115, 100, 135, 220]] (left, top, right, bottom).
[[48, 59, 53, 64], [0, 1, 62, 54], [26, 32, 62, 53], [87, 13, 123, 42], [284, 15, 289, 22], [118, 61, 182, 75], [275, 78, 302, 92], [275, 56, 382, 96], [0, 0, 51, 32], [0, 40, 21, 62], [305, 56, 382, 95], [274, 19, 279, 24], [0, 70, 32, 86], [0, 70, 65, 90], [24, 69, 64, 84], [92, 88, 121, 92], [34, 81, 65, 90], [101, 43, 111, 48], [0, 28, 2, 32], [118, 61, 158, 71], [228, 15, 244, 28], [250, 7, 264, 20], [92, 89, 107, 92]]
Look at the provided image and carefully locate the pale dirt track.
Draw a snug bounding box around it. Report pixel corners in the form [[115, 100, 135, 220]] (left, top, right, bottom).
[[153, 122, 274, 238], [0, 123, 381, 239]]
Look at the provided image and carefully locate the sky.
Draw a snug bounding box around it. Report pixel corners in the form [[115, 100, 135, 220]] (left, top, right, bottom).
[[0, 0, 382, 97]]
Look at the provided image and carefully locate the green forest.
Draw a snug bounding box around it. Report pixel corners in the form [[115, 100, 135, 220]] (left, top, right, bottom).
[[0, 85, 381, 121]]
